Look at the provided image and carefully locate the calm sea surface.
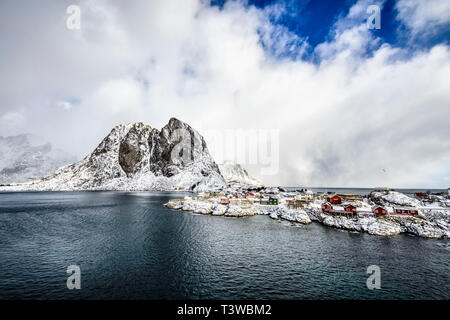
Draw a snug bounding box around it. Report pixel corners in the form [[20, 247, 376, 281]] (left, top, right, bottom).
[[0, 191, 449, 300]]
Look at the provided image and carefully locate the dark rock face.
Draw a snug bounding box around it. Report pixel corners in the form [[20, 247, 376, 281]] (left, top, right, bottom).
[[148, 118, 212, 177], [148, 128, 173, 176], [119, 141, 142, 174], [118, 125, 148, 175]]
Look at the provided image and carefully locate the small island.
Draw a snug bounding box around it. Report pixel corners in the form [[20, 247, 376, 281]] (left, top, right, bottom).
[[165, 188, 450, 238]]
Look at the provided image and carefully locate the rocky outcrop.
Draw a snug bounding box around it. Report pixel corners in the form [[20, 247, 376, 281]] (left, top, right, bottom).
[[316, 213, 403, 236], [370, 190, 422, 207], [165, 195, 449, 238], [1, 118, 226, 191], [301, 206, 449, 238], [165, 197, 312, 224]]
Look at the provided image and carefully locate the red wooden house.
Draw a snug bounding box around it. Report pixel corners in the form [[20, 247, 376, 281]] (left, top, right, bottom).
[[344, 204, 357, 214], [322, 202, 333, 212], [327, 195, 342, 204], [373, 206, 388, 216], [415, 192, 428, 198]]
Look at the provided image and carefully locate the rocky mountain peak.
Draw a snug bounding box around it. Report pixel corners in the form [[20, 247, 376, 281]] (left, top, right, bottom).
[[6, 118, 226, 191]]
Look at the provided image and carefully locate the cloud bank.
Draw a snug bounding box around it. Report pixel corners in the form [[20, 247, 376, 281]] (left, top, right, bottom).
[[0, 0, 449, 188], [396, 0, 450, 36]]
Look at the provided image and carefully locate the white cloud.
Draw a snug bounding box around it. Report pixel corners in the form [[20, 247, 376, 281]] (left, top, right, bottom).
[[56, 101, 73, 110], [396, 0, 450, 35], [0, 111, 25, 135], [93, 77, 145, 115], [0, 0, 449, 188]]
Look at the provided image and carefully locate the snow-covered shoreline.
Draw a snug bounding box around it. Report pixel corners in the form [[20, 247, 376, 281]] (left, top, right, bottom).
[[164, 189, 450, 239]]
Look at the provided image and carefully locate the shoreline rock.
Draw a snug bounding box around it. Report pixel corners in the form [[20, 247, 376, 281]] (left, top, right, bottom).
[[164, 192, 450, 239]]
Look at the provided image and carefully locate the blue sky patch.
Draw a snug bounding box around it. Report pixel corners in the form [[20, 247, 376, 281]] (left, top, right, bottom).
[[210, 0, 450, 61]]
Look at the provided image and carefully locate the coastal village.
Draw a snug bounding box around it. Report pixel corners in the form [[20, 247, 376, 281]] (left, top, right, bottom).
[[165, 187, 450, 238]]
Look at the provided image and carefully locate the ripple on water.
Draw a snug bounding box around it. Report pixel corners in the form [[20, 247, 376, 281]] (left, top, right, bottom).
[[0, 191, 449, 299]]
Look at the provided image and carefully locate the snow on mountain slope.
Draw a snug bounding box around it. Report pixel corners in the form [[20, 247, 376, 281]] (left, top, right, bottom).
[[0, 134, 76, 184], [369, 190, 422, 207], [0, 118, 226, 191], [218, 161, 262, 187]]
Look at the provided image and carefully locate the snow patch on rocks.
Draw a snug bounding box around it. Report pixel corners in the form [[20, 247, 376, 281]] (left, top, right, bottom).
[[370, 191, 422, 207], [218, 161, 262, 187]]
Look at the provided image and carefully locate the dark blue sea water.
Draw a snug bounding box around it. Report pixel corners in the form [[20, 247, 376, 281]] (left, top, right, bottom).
[[0, 191, 449, 300]]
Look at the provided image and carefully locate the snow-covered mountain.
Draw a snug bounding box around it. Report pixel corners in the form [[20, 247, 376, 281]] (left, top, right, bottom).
[[218, 161, 262, 187], [1, 118, 226, 191], [0, 134, 75, 184]]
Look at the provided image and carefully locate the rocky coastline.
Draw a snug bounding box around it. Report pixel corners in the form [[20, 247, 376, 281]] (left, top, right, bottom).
[[164, 189, 450, 239]]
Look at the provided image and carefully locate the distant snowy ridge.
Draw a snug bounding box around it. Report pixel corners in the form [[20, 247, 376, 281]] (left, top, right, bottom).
[[218, 161, 262, 187], [0, 134, 75, 184], [0, 118, 226, 192]]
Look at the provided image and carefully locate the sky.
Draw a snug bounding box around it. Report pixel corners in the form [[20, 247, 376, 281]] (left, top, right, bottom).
[[0, 0, 449, 188]]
